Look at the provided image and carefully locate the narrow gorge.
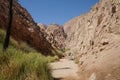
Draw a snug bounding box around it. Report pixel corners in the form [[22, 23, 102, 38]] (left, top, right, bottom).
[[0, 0, 120, 80]]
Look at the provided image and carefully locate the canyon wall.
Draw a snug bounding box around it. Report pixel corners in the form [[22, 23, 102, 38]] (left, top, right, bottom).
[[38, 23, 66, 50], [64, 0, 120, 79], [0, 0, 54, 55]]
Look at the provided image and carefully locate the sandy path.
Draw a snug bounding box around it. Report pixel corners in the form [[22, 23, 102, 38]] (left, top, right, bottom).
[[50, 59, 79, 80]]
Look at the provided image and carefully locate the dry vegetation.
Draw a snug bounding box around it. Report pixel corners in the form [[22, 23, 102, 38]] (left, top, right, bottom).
[[0, 28, 54, 80]]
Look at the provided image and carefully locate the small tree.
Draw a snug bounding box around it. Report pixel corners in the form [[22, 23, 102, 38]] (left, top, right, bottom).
[[3, 0, 13, 51]]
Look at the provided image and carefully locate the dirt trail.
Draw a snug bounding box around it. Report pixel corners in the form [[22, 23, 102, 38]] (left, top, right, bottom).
[[50, 59, 79, 80]]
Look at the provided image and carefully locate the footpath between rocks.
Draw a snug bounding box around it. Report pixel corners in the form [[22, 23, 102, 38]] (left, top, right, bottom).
[[50, 59, 80, 80]]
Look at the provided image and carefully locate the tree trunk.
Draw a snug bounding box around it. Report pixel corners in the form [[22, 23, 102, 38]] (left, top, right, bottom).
[[3, 0, 13, 51]]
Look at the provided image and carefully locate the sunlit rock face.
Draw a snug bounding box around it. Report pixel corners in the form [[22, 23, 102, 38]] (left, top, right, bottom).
[[64, 0, 120, 79], [64, 0, 120, 55], [46, 23, 67, 49], [38, 23, 67, 50]]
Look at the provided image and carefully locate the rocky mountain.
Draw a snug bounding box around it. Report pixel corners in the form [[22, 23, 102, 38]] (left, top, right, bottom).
[[38, 23, 67, 50], [0, 0, 54, 55], [1, 0, 120, 79], [64, 0, 120, 79], [38, 23, 47, 32]]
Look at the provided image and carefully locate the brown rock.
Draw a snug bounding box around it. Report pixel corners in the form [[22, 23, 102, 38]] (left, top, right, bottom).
[[38, 23, 67, 50], [0, 0, 54, 55], [38, 23, 47, 31], [46, 23, 67, 49]]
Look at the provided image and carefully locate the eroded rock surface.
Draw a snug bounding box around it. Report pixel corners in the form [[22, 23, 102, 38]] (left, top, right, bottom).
[[38, 23, 67, 50], [0, 0, 54, 55], [64, 0, 120, 79]]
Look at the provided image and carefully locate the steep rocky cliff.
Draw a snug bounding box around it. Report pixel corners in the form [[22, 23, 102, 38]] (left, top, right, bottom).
[[0, 0, 54, 55], [38, 23, 67, 50], [64, 0, 120, 79], [64, 0, 120, 55]]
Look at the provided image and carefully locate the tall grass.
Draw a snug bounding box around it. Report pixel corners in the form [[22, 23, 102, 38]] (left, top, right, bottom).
[[0, 28, 53, 80]]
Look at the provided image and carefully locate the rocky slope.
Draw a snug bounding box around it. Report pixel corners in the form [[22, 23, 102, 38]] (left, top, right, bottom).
[[38, 23, 67, 50], [64, 0, 120, 79], [0, 0, 54, 55]]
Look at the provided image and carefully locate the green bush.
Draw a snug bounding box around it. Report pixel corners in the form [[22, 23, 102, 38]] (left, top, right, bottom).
[[47, 55, 59, 62], [0, 28, 6, 43], [0, 29, 53, 80], [52, 48, 64, 58], [0, 51, 53, 80], [12, 40, 37, 53]]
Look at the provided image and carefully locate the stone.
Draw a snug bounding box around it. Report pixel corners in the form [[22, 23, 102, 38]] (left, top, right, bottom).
[[64, 0, 120, 79], [0, 0, 54, 55]]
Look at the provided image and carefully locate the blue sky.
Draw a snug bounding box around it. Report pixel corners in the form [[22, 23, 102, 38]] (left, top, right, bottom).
[[19, 0, 99, 25]]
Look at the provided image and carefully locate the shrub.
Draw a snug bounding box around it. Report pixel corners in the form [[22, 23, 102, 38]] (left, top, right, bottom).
[[0, 29, 53, 80], [0, 28, 6, 43], [47, 55, 59, 62]]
